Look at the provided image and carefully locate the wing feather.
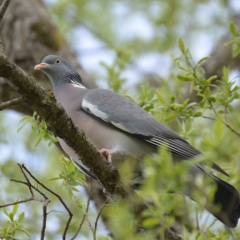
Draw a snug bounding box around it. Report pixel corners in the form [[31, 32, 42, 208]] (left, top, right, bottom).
[[81, 89, 228, 176]]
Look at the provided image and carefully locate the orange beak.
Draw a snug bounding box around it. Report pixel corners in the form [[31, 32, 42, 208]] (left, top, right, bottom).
[[34, 63, 48, 70]]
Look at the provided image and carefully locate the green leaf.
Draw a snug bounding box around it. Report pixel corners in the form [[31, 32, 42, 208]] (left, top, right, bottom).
[[20, 228, 31, 237], [34, 137, 42, 147], [71, 186, 80, 192], [49, 177, 60, 181], [122, 94, 135, 102], [204, 87, 211, 98], [147, 89, 155, 101], [18, 212, 25, 223], [165, 114, 176, 122], [233, 46, 240, 57], [206, 75, 217, 82], [177, 75, 194, 82], [222, 66, 229, 80], [178, 38, 185, 54], [229, 22, 238, 37], [9, 212, 14, 221], [155, 91, 166, 104], [142, 217, 160, 228], [12, 204, 19, 216], [193, 111, 202, 117], [186, 102, 197, 108], [3, 208, 9, 217], [196, 56, 211, 66]]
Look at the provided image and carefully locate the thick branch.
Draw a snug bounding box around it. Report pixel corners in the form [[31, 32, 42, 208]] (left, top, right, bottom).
[[0, 52, 127, 197]]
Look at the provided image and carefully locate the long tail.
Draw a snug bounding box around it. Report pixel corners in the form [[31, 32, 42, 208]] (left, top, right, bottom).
[[190, 164, 240, 228], [210, 175, 240, 227]]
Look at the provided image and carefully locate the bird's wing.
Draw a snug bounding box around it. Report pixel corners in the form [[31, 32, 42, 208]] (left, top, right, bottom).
[[81, 89, 200, 159], [81, 89, 228, 176]]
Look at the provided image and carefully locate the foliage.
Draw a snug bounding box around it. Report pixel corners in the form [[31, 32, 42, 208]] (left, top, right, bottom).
[[51, 156, 87, 196], [228, 22, 240, 57], [0, 205, 30, 240], [100, 48, 131, 92], [97, 42, 240, 239], [18, 112, 58, 147]]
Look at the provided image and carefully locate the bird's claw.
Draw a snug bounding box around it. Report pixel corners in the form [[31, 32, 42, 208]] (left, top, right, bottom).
[[99, 148, 112, 164]]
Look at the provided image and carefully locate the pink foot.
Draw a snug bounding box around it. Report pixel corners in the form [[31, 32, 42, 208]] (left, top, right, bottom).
[[99, 148, 113, 164]]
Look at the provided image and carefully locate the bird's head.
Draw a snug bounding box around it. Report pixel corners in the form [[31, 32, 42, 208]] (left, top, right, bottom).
[[34, 55, 83, 88]]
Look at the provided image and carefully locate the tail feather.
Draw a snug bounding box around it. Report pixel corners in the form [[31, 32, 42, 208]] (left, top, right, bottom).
[[210, 176, 240, 227], [193, 164, 240, 227]]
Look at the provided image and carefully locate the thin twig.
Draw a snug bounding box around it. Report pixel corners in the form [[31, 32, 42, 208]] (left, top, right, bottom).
[[0, 97, 24, 111], [208, 218, 217, 229], [71, 182, 93, 240], [21, 164, 73, 240], [11, 167, 50, 239], [10, 179, 48, 201], [224, 122, 240, 137], [41, 200, 50, 240], [203, 101, 240, 137], [93, 197, 110, 240], [18, 163, 34, 196], [0, 0, 10, 22], [0, 175, 50, 239], [0, 198, 33, 208], [202, 115, 216, 121]]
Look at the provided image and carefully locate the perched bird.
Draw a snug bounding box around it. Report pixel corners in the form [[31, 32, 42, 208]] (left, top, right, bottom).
[[35, 55, 240, 228]]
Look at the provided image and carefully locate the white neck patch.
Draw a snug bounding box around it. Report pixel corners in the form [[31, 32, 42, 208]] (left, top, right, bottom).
[[71, 81, 86, 89]]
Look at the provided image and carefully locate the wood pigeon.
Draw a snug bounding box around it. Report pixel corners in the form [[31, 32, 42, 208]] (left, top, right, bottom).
[[34, 55, 240, 228]]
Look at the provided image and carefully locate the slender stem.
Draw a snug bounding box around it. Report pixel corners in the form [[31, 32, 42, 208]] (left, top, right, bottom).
[[0, 198, 33, 208], [21, 164, 73, 240], [93, 197, 109, 240], [0, 97, 24, 111], [208, 101, 240, 137], [18, 164, 34, 196], [70, 181, 94, 240], [41, 201, 50, 240]]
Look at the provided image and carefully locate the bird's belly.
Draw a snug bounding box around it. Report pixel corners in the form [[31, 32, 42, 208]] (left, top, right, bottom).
[[79, 116, 153, 160], [58, 110, 155, 170]]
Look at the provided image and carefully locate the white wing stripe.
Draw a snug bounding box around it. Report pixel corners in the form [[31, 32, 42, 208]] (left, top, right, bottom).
[[82, 99, 109, 119]]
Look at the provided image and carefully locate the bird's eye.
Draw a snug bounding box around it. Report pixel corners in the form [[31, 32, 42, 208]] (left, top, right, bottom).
[[55, 59, 61, 64]]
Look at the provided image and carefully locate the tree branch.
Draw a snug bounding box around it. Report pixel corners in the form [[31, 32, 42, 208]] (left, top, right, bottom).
[[20, 164, 73, 239], [0, 0, 10, 22], [0, 97, 24, 111], [0, 197, 33, 208], [93, 197, 109, 240]]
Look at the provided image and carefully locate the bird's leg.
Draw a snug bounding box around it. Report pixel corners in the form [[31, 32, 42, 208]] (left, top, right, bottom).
[[99, 148, 113, 164]]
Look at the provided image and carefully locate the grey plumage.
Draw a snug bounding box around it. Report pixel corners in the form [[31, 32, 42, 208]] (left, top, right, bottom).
[[35, 55, 240, 228], [82, 88, 201, 159]]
